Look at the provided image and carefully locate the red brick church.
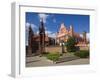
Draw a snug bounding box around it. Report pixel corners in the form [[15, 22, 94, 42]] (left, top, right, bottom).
[[26, 21, 89, 56], [26, 19, 54, 56]]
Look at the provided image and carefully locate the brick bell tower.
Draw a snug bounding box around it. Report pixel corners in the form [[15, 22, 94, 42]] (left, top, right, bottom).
[[28, 24, 34, 56], [39, 18, 45, 55]]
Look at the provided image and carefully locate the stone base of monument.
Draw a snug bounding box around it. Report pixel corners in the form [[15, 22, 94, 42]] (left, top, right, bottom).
[[26, 49, 32, 57]]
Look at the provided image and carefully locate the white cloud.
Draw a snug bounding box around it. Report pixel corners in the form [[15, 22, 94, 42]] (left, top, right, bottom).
[[80, 33, 90, 41], [25, 22, 30, 32], [45, 30, 52, 34], [38, 13, 49, 23], [25, 22, 37, 31], [36, 31, 39, 34], [49, 33, 56, 38], [80, 34, 83, 38], [25, 22, 38, 46], [25, 32, 28, 46], [45, 30, 56, 38], [86, 33, 90, 41], [31, 23, 37, 29], [36, 30, 56, 38], [26, 22, 30, 27]]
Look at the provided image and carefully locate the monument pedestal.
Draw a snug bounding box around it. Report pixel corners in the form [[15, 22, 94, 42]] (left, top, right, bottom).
[[27, 47, 32, 56]]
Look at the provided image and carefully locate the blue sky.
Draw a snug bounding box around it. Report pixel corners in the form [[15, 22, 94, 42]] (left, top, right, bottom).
[[25, 12, 90, 45], [26, 12, 89, 33]]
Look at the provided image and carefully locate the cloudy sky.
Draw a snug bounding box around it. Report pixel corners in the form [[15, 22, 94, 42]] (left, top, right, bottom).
[[25, 12, 90, 45]]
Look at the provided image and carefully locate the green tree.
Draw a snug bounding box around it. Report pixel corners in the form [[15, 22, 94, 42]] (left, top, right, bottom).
[[65, 37, 77, 52]]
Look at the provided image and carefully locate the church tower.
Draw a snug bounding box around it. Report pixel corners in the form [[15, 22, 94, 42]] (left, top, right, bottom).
[[39, 18, 45, 55], [59, 23, 68, 34], [28, 24, 34, 56], [83, 31, 87, 43], [69, 25, 73, 37]]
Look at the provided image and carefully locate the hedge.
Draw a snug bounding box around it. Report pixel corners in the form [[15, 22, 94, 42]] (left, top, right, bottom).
[[74, 50, 89, 58]]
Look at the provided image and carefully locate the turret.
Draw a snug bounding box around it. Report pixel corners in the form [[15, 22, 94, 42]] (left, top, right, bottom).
[[69, 25, 73, 37], [82, 31, 87, 43]]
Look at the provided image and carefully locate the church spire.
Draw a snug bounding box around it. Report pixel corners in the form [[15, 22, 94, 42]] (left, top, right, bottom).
[[28, 24, 34, 55], [39, 18, 45, 55], [39, 18, 45, 34], [69, 25, 73, 37]]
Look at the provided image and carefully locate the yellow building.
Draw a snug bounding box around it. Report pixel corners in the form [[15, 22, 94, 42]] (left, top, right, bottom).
[[56, 23, 87, 45]]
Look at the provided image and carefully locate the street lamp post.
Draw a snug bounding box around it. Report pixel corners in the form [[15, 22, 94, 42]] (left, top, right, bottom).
[[60, 40, 65, 56]]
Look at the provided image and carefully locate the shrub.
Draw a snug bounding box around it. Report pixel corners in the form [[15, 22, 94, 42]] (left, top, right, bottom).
[[46, 53, 60, 61], [65, 37, 77, 52], [42, 52, 50, 56], [74, 50, 89, 58], [42, 52, 50, 54]]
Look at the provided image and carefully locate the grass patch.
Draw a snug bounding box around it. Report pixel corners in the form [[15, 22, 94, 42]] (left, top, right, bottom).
[[46, 52, 60, 61], [74, 50, 89, 58]]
